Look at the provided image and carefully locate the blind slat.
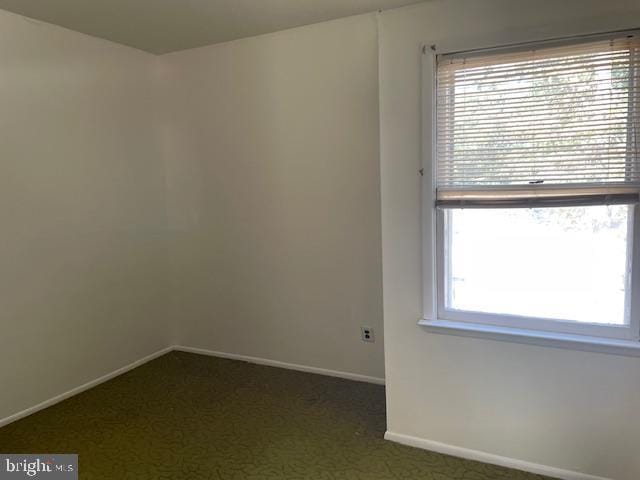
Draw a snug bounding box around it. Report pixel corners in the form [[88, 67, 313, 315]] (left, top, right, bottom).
[[437, 81, 639, 100], [436, 184, 640, 208], [437, 104, 633, 120], [436, 193, 639, 209], [438, 55, 637, 80], [438, 91, 640, 110], [438, 120, 637, 135]]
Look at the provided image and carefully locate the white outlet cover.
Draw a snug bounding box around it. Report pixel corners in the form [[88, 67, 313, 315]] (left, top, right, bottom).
[[361, 326, 375, 343]]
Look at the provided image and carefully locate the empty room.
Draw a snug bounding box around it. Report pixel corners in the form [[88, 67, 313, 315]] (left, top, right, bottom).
[[0, 0, 639, 479]]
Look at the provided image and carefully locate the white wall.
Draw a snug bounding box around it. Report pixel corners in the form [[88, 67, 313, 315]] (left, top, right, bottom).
[[158, 14, 385, 380], [4, 3, 639, 478], [379, 1, 640, 479], [0, 11, 169, 421]]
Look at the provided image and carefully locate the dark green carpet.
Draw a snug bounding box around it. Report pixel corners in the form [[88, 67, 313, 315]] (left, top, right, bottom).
[[0, 351, 554, 479]]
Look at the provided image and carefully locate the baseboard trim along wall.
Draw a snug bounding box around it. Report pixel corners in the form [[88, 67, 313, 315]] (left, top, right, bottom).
[[0, 345, 384, 429], [0, 347, 608, 479], [384, 431, 610, 480], [0, 346, 174, 429], [173, 345, 386, 385]]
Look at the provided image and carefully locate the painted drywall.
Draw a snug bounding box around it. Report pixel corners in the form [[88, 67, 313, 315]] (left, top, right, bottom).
[[0, 11, 169, 421], [379, 0, 640, 479], [158, 14, 385, 380], [4, 3, 638, 478]]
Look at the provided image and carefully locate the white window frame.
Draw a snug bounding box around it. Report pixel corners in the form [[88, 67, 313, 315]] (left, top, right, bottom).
[[435, 208, 640, 341], [420, 32, 640, 354]]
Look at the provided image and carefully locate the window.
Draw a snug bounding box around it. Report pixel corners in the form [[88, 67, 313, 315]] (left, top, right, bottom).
[[431, 31, 640, 343]]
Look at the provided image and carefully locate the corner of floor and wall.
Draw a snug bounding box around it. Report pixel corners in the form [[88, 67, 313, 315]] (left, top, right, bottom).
[[0, 5, 386, 432], [0, 6, 173, 430], [2, 1, 640, 480]]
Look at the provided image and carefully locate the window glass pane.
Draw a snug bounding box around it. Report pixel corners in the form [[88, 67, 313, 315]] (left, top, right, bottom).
[[447, 205, 630, 325]]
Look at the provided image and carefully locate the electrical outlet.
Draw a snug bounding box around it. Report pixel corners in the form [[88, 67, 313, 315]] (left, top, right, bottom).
[[361, 326, 375, 343]]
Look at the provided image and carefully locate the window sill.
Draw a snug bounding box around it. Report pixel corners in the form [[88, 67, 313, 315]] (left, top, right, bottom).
[[419, 319, 640, 357]]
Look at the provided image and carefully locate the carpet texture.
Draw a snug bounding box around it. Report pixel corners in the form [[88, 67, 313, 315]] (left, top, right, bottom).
[[0, 351, 555, 479]]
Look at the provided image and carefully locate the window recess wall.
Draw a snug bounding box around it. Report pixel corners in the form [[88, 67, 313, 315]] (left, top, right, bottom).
[[379, 1, 640, 479]]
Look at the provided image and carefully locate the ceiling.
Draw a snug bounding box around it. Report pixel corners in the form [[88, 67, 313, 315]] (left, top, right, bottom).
[[0, 0, 423, 54]]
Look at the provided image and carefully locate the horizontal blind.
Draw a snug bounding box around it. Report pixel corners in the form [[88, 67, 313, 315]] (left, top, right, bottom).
[[435, 32, 640, 207]]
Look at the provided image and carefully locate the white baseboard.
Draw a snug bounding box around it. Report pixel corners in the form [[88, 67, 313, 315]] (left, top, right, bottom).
[[384, 431, 610, 480], [173, 345, 386, 385], [0, 346, 173, 429], [0, 344, 384, 429], [0, 347, 609, 480]]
